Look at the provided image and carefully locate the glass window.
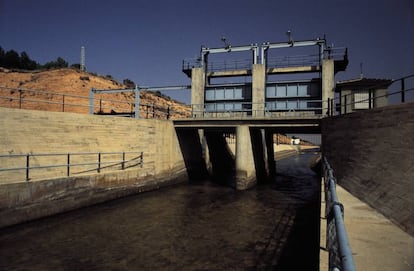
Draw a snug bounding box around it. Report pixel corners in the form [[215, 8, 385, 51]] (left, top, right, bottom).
[[287, 85, 297, 97], [354, 90, 369, 109], [276, 85, 287, 97], [205, 90, 215, 101], [234, 88, 243, 99], [216, 89, 225, 100], [266, 86, 276, 98], [298, 85, 308, 96], [277, 101, 287, 109], [287, 101, 297, 109], [224, 88, 233, 99]]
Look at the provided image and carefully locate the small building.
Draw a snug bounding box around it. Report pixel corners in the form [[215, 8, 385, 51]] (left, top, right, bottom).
[[335, 77, 392, 114]]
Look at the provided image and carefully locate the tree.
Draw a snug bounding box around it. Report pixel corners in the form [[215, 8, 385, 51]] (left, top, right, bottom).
[[19, 51, 38, 70], [0, 47, 5, 67], [3, 50, 19, 68], [123, 78, 135, 89], [70, 63, 81, 70], [43, 57, 68, 69]]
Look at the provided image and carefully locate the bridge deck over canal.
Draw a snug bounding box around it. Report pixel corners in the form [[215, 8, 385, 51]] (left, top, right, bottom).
[[174, 115, 322, 133]]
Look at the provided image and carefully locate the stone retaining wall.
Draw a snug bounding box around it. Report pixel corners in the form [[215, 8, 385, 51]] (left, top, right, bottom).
[[0, 107, 188, 228]]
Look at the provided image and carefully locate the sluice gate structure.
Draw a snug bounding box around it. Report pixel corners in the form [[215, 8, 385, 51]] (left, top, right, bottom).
[[177, 36, 347, 189]]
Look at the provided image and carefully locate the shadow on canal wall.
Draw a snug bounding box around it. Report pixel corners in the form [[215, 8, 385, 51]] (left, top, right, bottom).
[[0, 107, 188, 228], [322, 102, 414, 236]]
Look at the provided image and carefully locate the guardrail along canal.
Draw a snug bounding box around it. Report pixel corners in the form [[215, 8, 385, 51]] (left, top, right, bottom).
[[0, 150, 321, 270]]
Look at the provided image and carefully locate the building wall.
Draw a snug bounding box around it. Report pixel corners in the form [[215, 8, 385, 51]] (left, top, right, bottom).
[[0, 107, 188, 228], [322, 102, 414, 236]]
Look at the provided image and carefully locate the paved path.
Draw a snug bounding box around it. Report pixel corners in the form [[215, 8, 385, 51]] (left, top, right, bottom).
[[320, 184, 414, 271]]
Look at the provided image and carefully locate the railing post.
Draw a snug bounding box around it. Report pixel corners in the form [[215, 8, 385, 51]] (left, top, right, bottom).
[[122, 152, 125, 170], [62, 94, 65, 112], [152, 103, 155, 118], [328, 98, 331, 116], [369, 89, 373, 109], [140, 152, 143, 168], [401, 78, 405, 103], [26, 153, 30, 181], [167, 106, 170, 120], [67, 153, 70, 176], [97, 152, 101, 173]]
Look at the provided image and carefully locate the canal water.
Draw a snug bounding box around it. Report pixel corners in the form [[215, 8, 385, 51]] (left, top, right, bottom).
[[0, 151, 321, 271]]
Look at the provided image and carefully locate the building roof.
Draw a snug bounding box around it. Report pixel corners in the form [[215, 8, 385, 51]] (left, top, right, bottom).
[[335, 77, 392, 92]]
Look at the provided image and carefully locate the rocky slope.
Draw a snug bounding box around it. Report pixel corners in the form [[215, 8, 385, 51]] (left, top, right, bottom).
[[0, 67, 190, 119]]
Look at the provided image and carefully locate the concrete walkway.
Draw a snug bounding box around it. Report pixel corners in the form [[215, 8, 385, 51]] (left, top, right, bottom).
[[320, 184, 414, 271]]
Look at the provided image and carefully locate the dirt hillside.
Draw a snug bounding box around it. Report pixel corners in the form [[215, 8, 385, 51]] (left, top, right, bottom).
[[0, 67, 190, 119]]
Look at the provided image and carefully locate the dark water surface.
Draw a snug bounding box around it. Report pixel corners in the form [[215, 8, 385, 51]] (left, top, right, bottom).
[[0, 152, 320, 271]]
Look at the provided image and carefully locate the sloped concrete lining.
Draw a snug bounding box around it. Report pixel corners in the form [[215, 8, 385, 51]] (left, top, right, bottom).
[[322, 102, 414, 236]]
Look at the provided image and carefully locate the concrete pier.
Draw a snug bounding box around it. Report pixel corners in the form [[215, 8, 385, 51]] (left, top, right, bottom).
[[235, 125, 256, 189]]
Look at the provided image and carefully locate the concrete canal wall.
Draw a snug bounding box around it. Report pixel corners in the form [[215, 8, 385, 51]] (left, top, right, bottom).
[[322, 102, 414, 236], [0, 107, 188, 228]]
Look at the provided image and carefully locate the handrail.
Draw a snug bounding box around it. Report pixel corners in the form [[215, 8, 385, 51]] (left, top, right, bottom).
[[191, 100, 323, 118], [0, 151, 143, 182], [322, 156, 356, 271]]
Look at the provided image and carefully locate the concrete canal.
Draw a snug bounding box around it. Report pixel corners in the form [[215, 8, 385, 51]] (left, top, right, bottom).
[[0, 151, 320, 270]]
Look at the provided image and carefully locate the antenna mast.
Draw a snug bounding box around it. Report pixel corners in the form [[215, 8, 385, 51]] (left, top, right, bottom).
[[80, 46, 86, 71]]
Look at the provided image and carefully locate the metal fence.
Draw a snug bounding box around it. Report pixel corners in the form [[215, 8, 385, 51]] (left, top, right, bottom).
[[323, 156, 356, 271], [0, 151, 143, 182], [0, 85, 186, 120]]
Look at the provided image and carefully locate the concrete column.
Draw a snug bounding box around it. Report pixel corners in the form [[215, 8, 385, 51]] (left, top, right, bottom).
[[374, 88, 388, 108], [322, 59, 335, 115], [252, 64, 266, 117], [235, 125, 256, 190], [341, 89, 353, 114], [191, 67, 205, 117], [265, 130, 276, 178]]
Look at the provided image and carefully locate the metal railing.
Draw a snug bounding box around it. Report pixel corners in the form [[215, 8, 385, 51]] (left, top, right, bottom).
[[0, 151, 143, 182], [191, 100, 323, 118], [322, 156, 356, 271], [266, 54, 321, 68], [0, 86, 190, 120], [182, 47, 348, 73]]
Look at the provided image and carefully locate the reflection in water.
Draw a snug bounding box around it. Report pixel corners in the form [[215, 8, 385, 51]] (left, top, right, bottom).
[[0, 152, 320, 270]]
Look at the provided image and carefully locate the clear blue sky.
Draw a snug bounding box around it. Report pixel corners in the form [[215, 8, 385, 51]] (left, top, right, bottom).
[[1, 0, 413, 102]]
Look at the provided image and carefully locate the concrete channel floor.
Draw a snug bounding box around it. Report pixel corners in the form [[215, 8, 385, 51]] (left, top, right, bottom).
[[320, 184, 414, 271]]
